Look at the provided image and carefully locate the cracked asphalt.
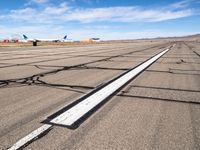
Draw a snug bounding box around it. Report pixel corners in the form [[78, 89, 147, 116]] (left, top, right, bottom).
[[0, 41, 199, 150]]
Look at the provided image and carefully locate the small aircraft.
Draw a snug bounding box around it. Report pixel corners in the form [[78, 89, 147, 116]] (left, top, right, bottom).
[[22, 34, 69, 42]]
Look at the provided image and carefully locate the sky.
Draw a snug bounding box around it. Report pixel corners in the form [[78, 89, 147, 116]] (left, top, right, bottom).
[[0, 0, 200, 40]]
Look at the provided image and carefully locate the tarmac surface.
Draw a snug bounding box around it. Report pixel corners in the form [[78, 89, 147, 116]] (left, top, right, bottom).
[[0, 41, 199, 150]]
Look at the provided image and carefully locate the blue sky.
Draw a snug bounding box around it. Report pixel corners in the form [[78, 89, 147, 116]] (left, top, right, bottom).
[[0, 0, 200, 40]]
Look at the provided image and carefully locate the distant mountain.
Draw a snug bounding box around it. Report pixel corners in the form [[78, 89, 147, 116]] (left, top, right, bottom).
[[181, 34, 200, 39], [147, 33, 200, 41], [106, 33, 200, 42]]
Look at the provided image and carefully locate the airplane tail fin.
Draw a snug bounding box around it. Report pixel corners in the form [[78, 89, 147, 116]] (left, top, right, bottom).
[[23, 34, 28, 40], [63, 35, 67, 40]]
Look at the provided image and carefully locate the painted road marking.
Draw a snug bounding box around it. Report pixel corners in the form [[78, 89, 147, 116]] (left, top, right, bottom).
[[8, 125, 52, 150], [50, 48, 171, 126]]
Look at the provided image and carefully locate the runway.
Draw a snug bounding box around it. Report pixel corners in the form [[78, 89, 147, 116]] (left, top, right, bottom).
[[0, 41, 199, 150]]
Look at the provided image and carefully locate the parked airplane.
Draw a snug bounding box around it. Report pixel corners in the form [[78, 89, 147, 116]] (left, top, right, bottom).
[[22, 34, 69, 42]]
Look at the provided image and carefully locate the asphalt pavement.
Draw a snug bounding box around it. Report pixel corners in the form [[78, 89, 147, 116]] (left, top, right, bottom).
[[0, 41, 199, 150]]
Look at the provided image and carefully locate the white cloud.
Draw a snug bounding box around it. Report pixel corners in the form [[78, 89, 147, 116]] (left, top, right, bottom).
[[0, 1, 199, 40], [171, 0, 195, 9], [43, 2, 70, 15], [9, 8, 37, 21], [6, 5, 194, 24], [64, 7, 193, 22], [25, 0, 49, 6], [30, 0, 49, 4]]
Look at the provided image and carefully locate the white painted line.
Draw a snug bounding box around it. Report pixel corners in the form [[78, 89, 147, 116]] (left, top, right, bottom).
[[50, 48, 170, 126], [8, 124, 52, 150]]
